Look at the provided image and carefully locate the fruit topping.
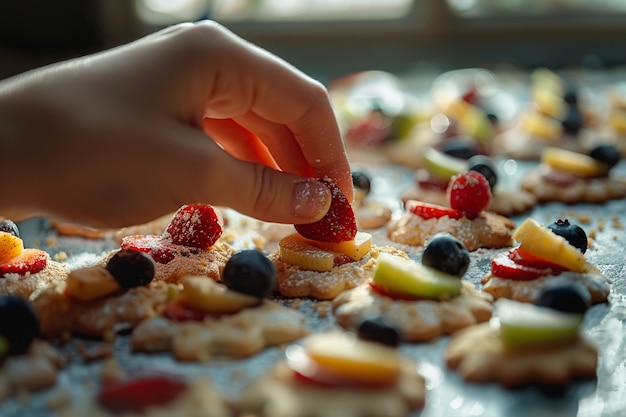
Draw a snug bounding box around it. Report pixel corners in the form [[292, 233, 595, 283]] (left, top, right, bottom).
[[441, 137, 480, 160], [222, 250, 277, 298], [495, 297, 582, 349], [561, 104, 584, 135], [352, 171, 372, 201], [0, 220, 20, 238], [0, 248, 47, 276], [423, 147, 467, 181], [179, 275, 261, 314], [162, 299, 207, 322], [490, 249, 565, 281], [406, 200, 464, 220], [422, 233, 470, 277], [373, 253, 462, 300], [589, 144, 621, 169], [105, 249, 156, 290], [120, 235, 177, 264], [0, 231, 24, 264], [447, 170, 491, 218], [356, 316, 401, 347], [163, 204, 223, 250], [467, 154, 498, 189], [534, 284, 589, 314], [547, 219, 588, 254], [0, 295, 39, 355], [98, 374, 188, 413], [512, 218, 586, 272], [66, 266, 122, 301], [541, 147, 608, 178], [295, 180, 357, 243], [288, 332, 401, 388]]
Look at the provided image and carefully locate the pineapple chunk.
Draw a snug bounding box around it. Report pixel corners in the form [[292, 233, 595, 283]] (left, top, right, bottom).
[[66, 266, 121, 301], [0, 232, 24, 264], [542, 147, 608, 177], [279, 232, 372, 272], [180, 275, 260, 314], [513, 218, 586, 272], [521, 113, 562, 141], [532, 87, 566, 119], [300, 332, 401, 386]]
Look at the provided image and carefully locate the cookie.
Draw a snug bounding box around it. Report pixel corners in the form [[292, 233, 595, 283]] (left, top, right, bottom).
[[445, 321, 597, 388], [333, 281, 493, 342], [0, 253, 68, 299]]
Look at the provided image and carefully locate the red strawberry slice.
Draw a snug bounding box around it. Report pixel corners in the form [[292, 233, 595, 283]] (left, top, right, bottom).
[[0, 248, 47, 275], [490, 249, 564, 281], [447, 171, 491, 218], [406, 200, 464, 220], [164, 205, 222, 250], [120, 235, 176, 264], [98, 375, 187, 413], [295, 181, 357, 243]]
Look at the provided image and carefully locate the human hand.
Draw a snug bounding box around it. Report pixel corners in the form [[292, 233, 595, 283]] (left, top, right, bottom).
[[0, 21, 352, 228]]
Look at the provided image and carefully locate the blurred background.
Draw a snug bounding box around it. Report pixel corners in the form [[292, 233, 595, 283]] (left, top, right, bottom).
[[2, 0, 626, 82]]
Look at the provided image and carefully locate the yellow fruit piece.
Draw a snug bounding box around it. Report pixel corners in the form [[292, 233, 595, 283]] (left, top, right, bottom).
[[0, 232, 24, 264], [279, 234, 335, 272], [66, 266, 121, 301], [532, 87, 566, 119], [447, 100, 494, 143], [609, 110, 626, 134], [531, 68, 564, 96], [180, 275, 260, 314], [541, 147, 608, 177], [304, 232, 372, 262], [521, 113, 562, 141], [302, 332, 401, 385], [513, 218, 586, 272]]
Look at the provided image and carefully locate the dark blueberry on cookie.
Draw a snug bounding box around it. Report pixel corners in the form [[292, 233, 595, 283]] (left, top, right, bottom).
[[441, 137, 479, 160], [547, 219, 588, 254], [106, 249, 156, 290], [0, 220, 19, 238], [421, 233, 470, 278], [223, 250, 276, 298], [590, 144, 620, 169], [352, 171, 372, 197], [561, 105, 584, 135], [535, 284, 588, 314], [0, 295, 39, 355], [357, 316, 401, 347], [467, 155, 498, 189]]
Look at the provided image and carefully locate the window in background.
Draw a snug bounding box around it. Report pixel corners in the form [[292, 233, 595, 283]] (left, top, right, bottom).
[[447, 0, 626, 18]]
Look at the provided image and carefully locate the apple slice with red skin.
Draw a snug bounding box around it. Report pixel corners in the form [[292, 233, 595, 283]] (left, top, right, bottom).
[[369, 281, 426, 301]]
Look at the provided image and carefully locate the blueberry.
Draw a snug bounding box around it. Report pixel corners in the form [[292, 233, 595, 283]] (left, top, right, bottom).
[[467, 155, 498, 189], [351, 171, 372, 196], [589, 144, 620, 169], [222, 250, 276, 298], [547, 219, 587, 254], [105, 249, 156, 290], [0, 220, 19, 238], [561, 105, 583, 135], [486, 112, 499, 125], [535, 284, 588, 314], [421, 233, 470, 277], [357, 316, 401, 347], [563, 88, 578, 105], [441, 137, 479, 160], [0, 295, 39, 355]]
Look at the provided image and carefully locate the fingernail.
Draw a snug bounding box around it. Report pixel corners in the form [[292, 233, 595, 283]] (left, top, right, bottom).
[[292, 180, 331, 220]]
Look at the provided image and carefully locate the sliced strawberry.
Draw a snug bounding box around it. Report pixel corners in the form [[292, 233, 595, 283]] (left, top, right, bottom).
[[295, 181, 357, 243], [162, 300, 207, 322], [490, 249, 564, 281], [509, 248, 567, 271], [447, 170, 491, 218], [405, 200, 464, 220], [292, 367, 391, 390], [120, 235, 176, 264], [415, 169, 449, 191], [164, 205, 222, 250], [0, 248, 47, 275], [98, 375, 187, 413]]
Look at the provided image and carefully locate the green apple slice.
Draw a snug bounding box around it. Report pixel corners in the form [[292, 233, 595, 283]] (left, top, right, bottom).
[[423, 147, 468, 181], [495, 299, 582, 348], [373, 253, 461, 300]]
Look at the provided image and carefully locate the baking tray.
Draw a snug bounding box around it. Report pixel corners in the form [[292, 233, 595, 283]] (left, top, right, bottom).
[[2, 159, 626, 417]]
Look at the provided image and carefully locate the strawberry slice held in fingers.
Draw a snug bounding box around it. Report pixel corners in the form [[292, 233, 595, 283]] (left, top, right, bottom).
[[163, 204, 223, 250], [406, 200, 464, 220], [295, 180, 357, 243]]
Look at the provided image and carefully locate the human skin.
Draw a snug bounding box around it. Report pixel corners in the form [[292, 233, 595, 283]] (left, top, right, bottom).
[[0, 20, 352, 228]]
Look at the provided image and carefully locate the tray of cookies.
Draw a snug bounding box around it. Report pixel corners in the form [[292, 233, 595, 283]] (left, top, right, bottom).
[[2, 67, 626, 417]]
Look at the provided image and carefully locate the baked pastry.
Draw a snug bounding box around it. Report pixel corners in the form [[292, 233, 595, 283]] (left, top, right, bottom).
[[334, 234, 493, 342], [521, 145, 626, 204], [388, 171, 515, 251], [0, 219, 68, 299], [236, 320, 425, 417], [446, 287, 597, 388], [482, 218, 610, 304]]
